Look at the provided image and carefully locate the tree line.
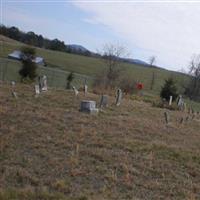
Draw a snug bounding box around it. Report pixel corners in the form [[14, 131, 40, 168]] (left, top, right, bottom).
[[0, 25, 91, 56]]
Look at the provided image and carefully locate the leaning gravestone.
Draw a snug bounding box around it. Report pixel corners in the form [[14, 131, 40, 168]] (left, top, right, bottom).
[[80, 100, 99, 114], [116, 88, 122, 106], [99, 95, 108, 108], [169, 96, 173, 106], [72, 86, 79, 97]]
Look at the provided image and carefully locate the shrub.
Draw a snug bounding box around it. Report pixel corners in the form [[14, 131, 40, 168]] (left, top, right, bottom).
[[160, 77, 178, 101], [66, 72, 74, 89], [19, 46, 37, 81]]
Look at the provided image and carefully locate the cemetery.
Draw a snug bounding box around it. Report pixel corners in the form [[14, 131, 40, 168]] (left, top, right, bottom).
[[0, 80, 200, 200]]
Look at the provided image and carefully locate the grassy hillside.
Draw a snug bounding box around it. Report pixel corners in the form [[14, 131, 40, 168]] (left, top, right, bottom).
[[0, 83, 200, 200], [0, 35, 189, 93]]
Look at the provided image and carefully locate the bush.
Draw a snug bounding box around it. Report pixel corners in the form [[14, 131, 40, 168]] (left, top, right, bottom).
[[66, 72, 74, 89], [160, 77, 178, 101], [19, 46, 37, 81]]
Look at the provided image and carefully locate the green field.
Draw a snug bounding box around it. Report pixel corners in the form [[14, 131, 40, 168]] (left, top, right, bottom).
[[0, 35, 189, 93]]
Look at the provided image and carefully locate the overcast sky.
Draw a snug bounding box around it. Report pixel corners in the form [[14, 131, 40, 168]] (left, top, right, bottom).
[[3, 0, 200, 71]]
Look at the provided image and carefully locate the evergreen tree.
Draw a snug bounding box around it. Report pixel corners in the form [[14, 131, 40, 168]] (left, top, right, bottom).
[[160, 77, 178, 101], [66, 72, 74, 89], [19, 46, 37, 81]]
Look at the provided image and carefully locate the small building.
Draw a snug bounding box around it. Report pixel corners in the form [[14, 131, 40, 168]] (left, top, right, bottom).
[[8, 50, 23, 60], [8, 50, 45, 65]]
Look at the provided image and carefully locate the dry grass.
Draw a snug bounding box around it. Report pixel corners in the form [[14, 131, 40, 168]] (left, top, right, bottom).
[[0, 83, 200, 200]]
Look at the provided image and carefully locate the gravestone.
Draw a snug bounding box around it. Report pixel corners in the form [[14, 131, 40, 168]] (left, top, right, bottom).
[[177, 95, 184, 110], [12, 91, 18, 99], [164, 112, 170, 124], [11, 81, 16, 87], [80, 100, 99, 114], [169, 96, 173, 106], [84, 84, 88, 95], [72, 86, 79, 97], [99, 95, 108, 108], [35, 85, 40, 96], [39, 75, 48, 92], [116, 88, 122, 106]]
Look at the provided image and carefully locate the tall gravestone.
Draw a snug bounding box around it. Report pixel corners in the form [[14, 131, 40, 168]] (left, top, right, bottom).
[[84, 84, 88, 95], [169, 96, 173, 106], [35, 85, 40, 97], [39, 75, 48, 92], [116, 88, 122, 106], [72, 86, 79, 97], [99, 95, 108, 108], [177, 95, 184, 110]]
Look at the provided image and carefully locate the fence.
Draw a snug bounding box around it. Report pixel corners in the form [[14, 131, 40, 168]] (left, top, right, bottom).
[[0, 58, 94, 89]]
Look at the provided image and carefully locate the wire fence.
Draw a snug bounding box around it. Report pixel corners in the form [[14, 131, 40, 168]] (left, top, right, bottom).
[[0, 58, 95, 89]]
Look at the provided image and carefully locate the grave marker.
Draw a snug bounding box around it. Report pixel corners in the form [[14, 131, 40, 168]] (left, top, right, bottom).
[[177, 95, 184, 110], [39, 75, 48, 92], [164, 112, 170, 124], [169, 96, 173, 106], [80, 100, 99, 114], [99, 95, 108, 108], [72, 86, 79, 97], [116, 88, 122, 106], [84, 84, 88, 95], [35, 85, 40, 97]]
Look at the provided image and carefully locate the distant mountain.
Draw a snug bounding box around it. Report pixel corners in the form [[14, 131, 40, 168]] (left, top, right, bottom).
[[120, 58, 150, 66], [67, 44, 89, 52]]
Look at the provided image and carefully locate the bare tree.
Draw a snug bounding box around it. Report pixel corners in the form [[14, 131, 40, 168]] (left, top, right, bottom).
[[150, 71, 156, 90], [149, 56, 156, 66], [99, 43, 128, 88], [185, 54, 200, 101]]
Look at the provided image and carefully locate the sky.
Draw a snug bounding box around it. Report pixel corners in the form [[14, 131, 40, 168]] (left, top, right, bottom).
[[2, 0, 200, 71]]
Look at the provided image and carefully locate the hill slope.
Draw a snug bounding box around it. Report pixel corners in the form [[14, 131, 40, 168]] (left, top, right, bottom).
[[0, 83, 200, 200], [0, 35, 189, 93]]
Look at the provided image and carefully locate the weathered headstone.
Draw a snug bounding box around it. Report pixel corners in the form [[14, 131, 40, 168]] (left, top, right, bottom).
[[72, 86, 79, 97], [99, 95, 108, 108], [80, 100, 99, 114], [177, 95, 184, 110], [12, 91, 18, 99], [11, 81, 16, 87], [169, 96, 173, 106], [84, 84, 88, 95], [39, 75, 48, 92], [164, 112, 170, 124], [35, 85, 40, 96], [116, 88, 122, 106]]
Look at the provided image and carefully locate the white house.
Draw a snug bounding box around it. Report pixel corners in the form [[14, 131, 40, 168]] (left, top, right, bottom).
[[8, 50, 45, 65], [8, 50, 23, 60]]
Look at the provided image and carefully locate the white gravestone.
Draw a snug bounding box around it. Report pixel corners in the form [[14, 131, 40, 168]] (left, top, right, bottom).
[[35, 85, 40, 96], [11, 81, 16, 87], [177, 95, 184, 110], [169, 96, 173, 106], [116, 88, 122, 106], [80, 100, 99, 114], [39, 75, 48, 92], [84, 84, 88, 95], [72, 86, 79, 97], [99, 95, 108, 108]]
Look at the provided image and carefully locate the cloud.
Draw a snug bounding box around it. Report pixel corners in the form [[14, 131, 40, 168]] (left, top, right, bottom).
[[72, 2, 200, 70]]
